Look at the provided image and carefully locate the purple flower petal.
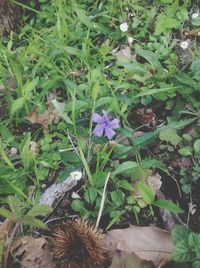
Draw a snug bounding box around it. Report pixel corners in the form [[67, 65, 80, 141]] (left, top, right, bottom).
[[105, 127, 116, 140], [102, 110, 109, 122], [108, 119, 120, 129], [93, 113, 104, 123], [93, 124, 104, 137]]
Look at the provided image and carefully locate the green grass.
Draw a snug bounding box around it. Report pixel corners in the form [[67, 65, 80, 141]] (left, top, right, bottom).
[[0, 0, 200, 231]]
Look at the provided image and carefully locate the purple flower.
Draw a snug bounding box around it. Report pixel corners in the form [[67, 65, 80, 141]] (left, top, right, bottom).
[[92, 110, 120, 140]]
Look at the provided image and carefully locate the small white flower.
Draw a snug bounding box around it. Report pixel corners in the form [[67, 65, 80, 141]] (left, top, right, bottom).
[[180, 41, 189, 50], [120, 22, 128, 32], [192, 11, 199, 19], [128, 36, 133, 44]]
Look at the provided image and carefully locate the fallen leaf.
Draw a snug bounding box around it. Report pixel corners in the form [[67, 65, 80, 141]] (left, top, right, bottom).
[[112, 45, 134, 62], [10, 236, 56, 268], [147, 173, 162, 195], [26, 105, 61, 133], [106, 225, 173, 267], [109, 249, 154, 268]]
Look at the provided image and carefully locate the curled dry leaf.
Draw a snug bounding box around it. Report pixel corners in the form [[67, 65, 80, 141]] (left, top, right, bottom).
[[26, 103, 63, 133], [106, 225, 173, 267], [147, 173, 162, 195], [10, 236, 56, 268]]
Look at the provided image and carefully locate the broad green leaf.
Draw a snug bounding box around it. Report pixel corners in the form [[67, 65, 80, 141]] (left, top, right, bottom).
[[178, 147, 192, 156], [110, 191, 125, 207], [159, 127, 182, 146], [153, 200, 183, 213], [11, 97, 25, 115], [172, 225, 192, 244], [194, 139, 200, 153], [84, 186, 97, 204], [155, 15, 180, 35], [113, 161, 140, 176], [117, 180, 134, 191], [172, 240, 193, 262], [188, 232, 199, 247], [138, 183, 155, 205], [96, 97, 114, 108], [135, 48, 162, 68]]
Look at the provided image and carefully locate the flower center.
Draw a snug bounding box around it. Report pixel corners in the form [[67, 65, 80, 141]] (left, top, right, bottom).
[[103, 120, 109, 127]]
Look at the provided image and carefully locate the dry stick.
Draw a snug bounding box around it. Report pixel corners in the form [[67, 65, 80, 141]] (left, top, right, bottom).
[[3, 222, 19, 268], [95, 172, 110, 230]]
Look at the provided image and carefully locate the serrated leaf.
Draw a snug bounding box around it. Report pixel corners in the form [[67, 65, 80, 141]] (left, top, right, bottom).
[[91, 81, 100, 101], [75, 8, 92, 28], [159, 127, 182, 146], [11, 97, 25, 115], [153, 200, 183, 213], [0, 208, 16, 221], [27, 205, 53, 217]]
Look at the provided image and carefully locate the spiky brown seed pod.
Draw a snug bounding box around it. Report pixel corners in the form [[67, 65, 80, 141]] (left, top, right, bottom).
[[51, 219, 106, 268]]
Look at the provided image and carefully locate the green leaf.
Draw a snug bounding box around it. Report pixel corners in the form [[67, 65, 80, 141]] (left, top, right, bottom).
[[178, 146, 192, 156], [153, 200, 183, 213], [113, 161, 140, 176], [193, 260, 200, 268], [135, 48, 162, 68], [172, 225, 192, 244], [117, 180, 134, 191], [194, 139, 200, 153], [110, 191, 125, 207], [113, 144, 133, 159], [92, 81, 100, 101], [27, 205, 53, 217], [52, 99, 73, 124], [172, 240, 193, 262], [0, 207, 16, 221], [188, 232, 199, 247], [84, 186, 97, 204], [75, 8, 92, 28], [159, 127, 182, 146], [0, 124, 15, 143], [23, 76, 39, 98], [155, 15, 180, 35], [11, 97, 25, 115], [138, 183, 155, 204]]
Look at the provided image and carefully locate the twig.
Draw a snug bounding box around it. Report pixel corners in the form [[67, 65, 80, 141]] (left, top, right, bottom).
[[3, 222, 19, 268], [95, 172, 110, 230]]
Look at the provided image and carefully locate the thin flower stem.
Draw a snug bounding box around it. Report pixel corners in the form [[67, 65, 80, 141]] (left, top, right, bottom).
[[95, 172, 110, 230]]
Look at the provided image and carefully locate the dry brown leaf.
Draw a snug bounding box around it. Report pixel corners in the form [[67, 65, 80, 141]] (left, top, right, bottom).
[[10, 236, 56, 268], [109, 250, 154, 268], [106, 225, 172, 268], [26, 106, 61, 133], [147, 173, 162, 195]]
